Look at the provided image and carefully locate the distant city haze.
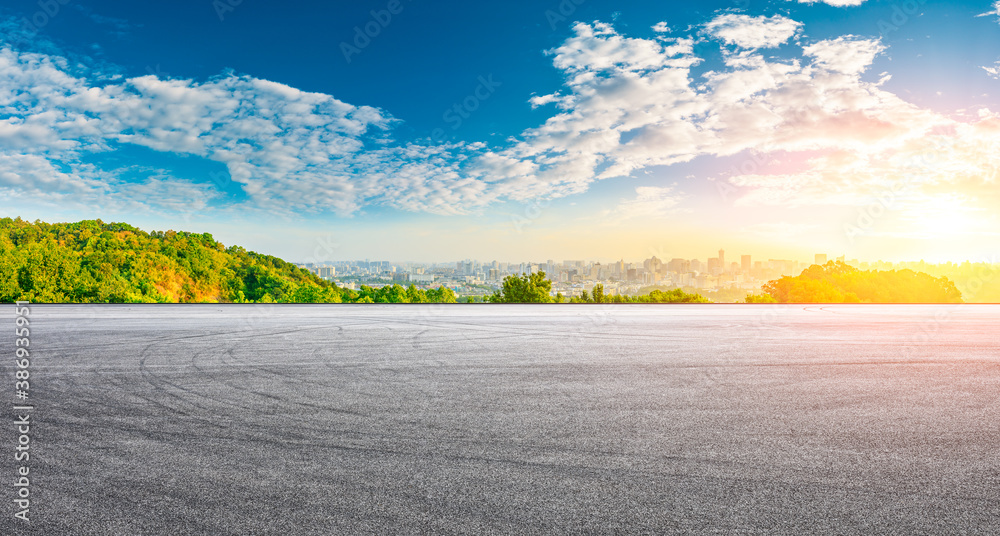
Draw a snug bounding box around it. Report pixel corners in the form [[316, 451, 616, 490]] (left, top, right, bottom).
[[300, 251, 991, 302]]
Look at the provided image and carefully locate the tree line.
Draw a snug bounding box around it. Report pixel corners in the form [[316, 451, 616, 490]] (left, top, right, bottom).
[[486, 272, 709, 303], [747, 261, 962, 303]]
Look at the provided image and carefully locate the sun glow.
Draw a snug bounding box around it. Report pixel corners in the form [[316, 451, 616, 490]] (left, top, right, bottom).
[[911, 199, 981, 239]]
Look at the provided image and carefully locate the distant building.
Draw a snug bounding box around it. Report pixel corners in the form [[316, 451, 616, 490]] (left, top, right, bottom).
[[815, 254, 827, 265], [668, 258, 690, 273], [741, 255, 751, 273], [644, 256, 663, 274]]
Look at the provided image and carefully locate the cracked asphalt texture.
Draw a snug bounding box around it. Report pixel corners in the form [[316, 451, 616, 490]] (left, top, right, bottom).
[[2, 304, 998, 535]]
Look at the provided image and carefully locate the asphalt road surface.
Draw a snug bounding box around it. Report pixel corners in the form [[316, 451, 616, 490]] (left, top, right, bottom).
[[2, 304, 999, 535]]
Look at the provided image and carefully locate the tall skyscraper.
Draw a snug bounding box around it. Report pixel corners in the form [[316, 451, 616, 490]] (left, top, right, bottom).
[[741, 255, 751, 272], [718, 249, 725, 270]]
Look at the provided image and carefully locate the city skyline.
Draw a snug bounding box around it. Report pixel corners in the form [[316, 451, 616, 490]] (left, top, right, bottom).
[[297, 248, 992, 302]]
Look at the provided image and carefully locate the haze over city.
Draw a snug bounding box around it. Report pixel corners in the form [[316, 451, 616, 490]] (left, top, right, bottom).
[[295, 248, 993, 302]]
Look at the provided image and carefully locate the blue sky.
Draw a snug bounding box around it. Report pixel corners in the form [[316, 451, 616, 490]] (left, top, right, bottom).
[[3, 0, 1000, 263]]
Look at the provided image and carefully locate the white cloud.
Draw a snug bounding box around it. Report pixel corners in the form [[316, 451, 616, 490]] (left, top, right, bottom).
[[791, 0, 867, 6], [605, 186, 683, 223], [528, 93, 563, 108], [977, 1, 1000, 20], [0, 46, 460, 216], [0, 153, 98, 196], [1, 15, 997, 226], [983, 61, 1000, 79], [547, 22, 679, 73], [478, 20, 1000, 227], [652, 22, 671, 33], [803, 36, 885, 73], [490, 22, 939, 194], [703, 14, 802, 49]]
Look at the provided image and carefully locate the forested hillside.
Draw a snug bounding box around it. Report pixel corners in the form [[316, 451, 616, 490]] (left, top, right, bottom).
[[759, 261, 963, 303], [0, 218, 455, 304]]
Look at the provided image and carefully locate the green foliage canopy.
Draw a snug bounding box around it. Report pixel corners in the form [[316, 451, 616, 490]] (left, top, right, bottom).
[[488, 273, 709, 304], [488, 272, 554, 303], [761, 261, 962, 303]]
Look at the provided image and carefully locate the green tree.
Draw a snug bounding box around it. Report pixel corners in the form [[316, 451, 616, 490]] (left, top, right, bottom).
[[426, 286, 457, 303], [406, 285, 427, 303], [641, 289, 710, 303], [489, 272, 553, 303], [592, 284, 605, 303]]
